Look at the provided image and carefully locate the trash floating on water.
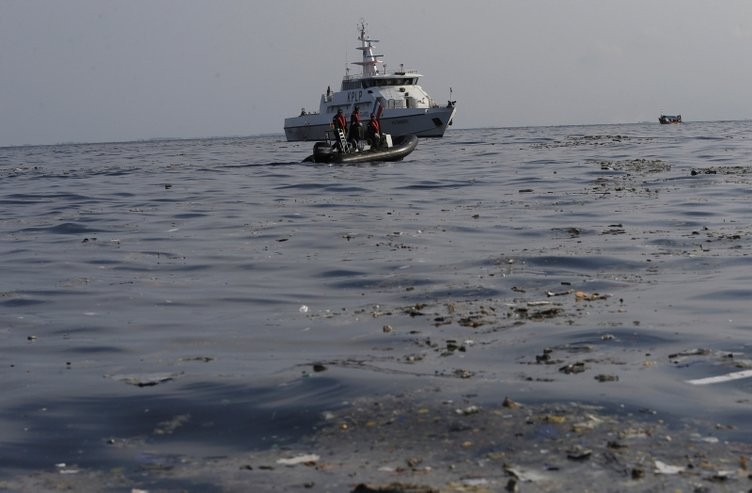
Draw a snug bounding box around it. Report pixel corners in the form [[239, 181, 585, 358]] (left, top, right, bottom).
[[575, 291, 609, 301], [113, 372, 180, 387], [654, 460, 684, 475], [455, 405, 480, 416], [559, 361, 588, 374], [686, 369, 752, 386], [352, 483, 437, 493], [594, 374, 619, 382], [669, 348, 710, 358], [55, 463, 79, 475], [502, 396, 521, 409], [276, 453, 319, 466], [566, 445, 592, 461], [153, 414, 190, 435], [546, 289, 572, 297]]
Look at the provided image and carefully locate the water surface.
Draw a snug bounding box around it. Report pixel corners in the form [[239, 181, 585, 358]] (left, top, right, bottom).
[[2, 121, 752, 476]]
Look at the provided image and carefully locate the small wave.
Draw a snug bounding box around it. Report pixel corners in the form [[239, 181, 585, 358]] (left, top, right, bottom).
[[63, 346, 127, 354], [276, 183, 370, 193], [173, 213, 208, 219], [19, 222, 107, 235], [222, 162, 306, 168], [397, 180, 474, 190], [1, 298, 45, 307], [318, 268, 367, 278], [565, 328, 674, 347], [690, 288, 752, 301], [450, 140, 486, 145], [524, 255, 642, 272]]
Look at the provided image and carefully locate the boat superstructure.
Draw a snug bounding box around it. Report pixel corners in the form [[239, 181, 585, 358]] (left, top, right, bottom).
[[284, 21, 456, 141]]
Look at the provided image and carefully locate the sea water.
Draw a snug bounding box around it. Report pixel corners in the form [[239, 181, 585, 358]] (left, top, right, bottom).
[[1, 121, 752, 473]]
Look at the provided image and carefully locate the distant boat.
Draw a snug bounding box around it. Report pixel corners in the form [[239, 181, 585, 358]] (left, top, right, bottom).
[[659, 114, 682, 124], [284, 21, 456, 141]]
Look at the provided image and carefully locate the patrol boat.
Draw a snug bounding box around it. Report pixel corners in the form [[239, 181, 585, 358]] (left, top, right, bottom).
[[284, 21, 456, 141]]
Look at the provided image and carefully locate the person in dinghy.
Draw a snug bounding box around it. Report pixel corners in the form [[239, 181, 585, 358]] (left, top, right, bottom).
[[367, 112, 382, 148], [348, 106, 364, 150], [331, 109, 348, 150]]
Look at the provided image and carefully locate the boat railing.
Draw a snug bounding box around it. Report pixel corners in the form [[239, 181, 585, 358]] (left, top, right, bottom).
[[342, 69, 420, 82]]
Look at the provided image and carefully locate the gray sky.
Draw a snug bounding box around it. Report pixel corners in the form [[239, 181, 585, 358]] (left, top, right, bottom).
[[2, 0, 752, 147]]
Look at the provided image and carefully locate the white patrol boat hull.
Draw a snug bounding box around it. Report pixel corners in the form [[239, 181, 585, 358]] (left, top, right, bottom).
[[285, 105, 455, 141]]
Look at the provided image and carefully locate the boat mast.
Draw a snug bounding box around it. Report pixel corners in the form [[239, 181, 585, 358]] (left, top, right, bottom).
[[352, 20, 383, 77]]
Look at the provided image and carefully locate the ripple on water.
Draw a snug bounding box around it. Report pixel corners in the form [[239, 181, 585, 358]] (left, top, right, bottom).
[[29, 222, 109, 235], [523, 255, 643, 273]]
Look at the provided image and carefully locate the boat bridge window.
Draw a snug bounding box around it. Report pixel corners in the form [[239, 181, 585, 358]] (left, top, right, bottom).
[[363, 77, 418, 88], [342, 80, 364, 90]]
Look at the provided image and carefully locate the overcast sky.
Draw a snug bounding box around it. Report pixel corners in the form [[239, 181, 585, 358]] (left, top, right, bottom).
[[2, 0, 752, 147]]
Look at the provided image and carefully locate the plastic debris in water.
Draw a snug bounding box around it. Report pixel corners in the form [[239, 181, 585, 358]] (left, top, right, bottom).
[[654, 460, 684, 474], [276, 453, 319, 465], [299, 305, 309, 313], [687, 369, 752, 385]]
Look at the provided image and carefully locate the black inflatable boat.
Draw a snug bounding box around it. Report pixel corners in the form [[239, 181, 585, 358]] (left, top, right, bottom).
[[303, 134, 418, 164]]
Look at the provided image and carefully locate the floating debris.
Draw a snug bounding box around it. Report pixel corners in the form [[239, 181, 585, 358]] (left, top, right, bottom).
[[445, 339, 460, 352], [153, 414, 190, 435], [690, 165, 752, 176], [351, 483, 438, 493], [455, 405, 480, 416], [687, 369, 752, 386], [502, 396, 521, 409], [594, 374, 619, 382], [654, 460, 684, 475], [545, 414, 567, 424], [276, 454, 319, 466], [669, 348, 711, 358], [113, 372, 180, 387], [566, 445, 592, 461], [55, 463, 79, 475], [575, 291, 609, 301], [178, 356, 214, 363], [559, 362, 588, 374]]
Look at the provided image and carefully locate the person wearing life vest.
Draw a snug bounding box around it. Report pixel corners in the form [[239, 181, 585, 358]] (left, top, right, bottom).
[[330, 109, 347, 151], [332, 109, 347, 132], [367, 112, 381, 147]]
